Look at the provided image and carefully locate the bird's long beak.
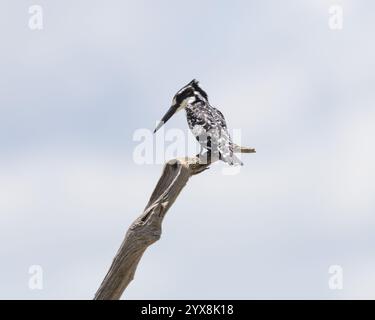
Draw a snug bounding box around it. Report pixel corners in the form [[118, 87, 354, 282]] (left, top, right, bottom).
[[154, 104, 179, 133]]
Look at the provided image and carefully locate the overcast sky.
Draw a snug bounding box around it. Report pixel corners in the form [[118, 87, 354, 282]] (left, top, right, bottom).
[[1, 0, 374, 299]]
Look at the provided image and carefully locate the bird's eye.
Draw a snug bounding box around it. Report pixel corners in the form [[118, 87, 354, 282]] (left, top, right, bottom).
[[184, 88, 193, 97]]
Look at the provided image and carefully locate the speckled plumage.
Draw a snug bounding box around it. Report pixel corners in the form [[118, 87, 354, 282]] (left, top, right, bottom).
[[185, 100, 242, 166], [154, 79, 243, 166]]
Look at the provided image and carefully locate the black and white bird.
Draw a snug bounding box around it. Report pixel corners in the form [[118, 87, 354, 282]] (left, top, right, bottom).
[[154, 79, 243, 166]]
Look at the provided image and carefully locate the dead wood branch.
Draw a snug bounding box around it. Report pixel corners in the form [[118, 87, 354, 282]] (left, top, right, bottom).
[[94, 146, 255, 300]]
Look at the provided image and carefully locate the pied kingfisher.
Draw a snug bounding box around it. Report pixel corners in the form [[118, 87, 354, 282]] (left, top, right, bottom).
[[154, 79, 243, 166]]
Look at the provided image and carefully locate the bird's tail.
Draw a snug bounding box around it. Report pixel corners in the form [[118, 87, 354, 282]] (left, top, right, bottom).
[[221, 152, 244, 166]]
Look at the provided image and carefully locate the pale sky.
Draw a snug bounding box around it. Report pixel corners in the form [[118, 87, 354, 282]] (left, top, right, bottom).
[[0, 0, 374, 299]]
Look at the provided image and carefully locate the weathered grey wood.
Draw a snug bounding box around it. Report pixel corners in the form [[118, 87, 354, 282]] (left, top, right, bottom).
[[94, 146, 255, 300]]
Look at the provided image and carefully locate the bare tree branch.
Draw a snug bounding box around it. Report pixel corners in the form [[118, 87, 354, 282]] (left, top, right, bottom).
[[94, 146, 256, 300]]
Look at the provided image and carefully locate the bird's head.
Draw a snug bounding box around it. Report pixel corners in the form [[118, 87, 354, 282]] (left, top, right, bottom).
[[154, 79, 208, 133]]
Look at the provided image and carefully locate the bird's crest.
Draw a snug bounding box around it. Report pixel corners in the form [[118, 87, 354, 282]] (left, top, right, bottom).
[[188, 79, 208, 100]]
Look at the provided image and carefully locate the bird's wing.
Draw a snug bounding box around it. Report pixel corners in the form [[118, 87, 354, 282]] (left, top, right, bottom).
[[215, 125, 243, 166], [211, 107, 243, 166], [212, 107, 228, 129], [187, 104, 243, 166]]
